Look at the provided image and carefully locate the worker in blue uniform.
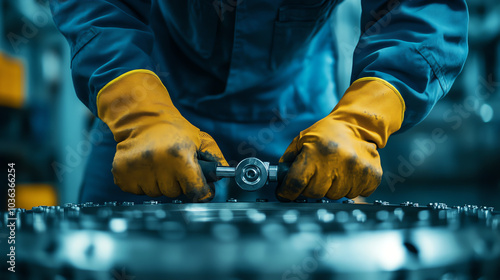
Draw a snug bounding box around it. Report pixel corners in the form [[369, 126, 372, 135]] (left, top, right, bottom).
[[50, 0, 468, 203]]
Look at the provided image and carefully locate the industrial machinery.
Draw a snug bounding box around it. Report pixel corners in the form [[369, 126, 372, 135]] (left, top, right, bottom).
[[2, 199, 500, 280]]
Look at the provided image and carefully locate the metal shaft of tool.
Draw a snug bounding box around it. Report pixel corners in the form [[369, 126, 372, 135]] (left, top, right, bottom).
[[216, 165, 279, 181], [200, 158, 291, 190], [216, 166, 236, 178], [268, 165, 278, 182]]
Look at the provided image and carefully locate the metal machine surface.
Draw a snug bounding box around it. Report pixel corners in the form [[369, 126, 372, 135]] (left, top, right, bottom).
[[1, 200, 500, 280]]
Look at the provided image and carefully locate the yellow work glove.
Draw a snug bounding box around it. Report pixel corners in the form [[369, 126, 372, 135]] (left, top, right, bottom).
[[276, 77, 405, 201], [97, 70, 227, 202]]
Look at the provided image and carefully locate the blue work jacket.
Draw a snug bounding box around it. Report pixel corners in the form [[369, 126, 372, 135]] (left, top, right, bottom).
[[51, 0, 468, 203], [51, 0, 468, 131]]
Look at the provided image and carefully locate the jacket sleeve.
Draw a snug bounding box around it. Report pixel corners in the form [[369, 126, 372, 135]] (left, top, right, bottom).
[[50, 0, 154, 115], [352, 0, 469, 130]]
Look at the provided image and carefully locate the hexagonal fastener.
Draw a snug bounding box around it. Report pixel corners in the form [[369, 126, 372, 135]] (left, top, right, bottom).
[[226, 198, 238, 203]]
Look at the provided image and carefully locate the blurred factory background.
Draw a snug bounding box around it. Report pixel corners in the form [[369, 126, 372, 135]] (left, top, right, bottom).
[[0, 0, 499, 210]]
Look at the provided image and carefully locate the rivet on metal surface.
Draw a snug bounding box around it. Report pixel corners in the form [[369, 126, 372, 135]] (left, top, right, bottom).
[[32, 206, 44, 213], [144, 200, 159, 205], [374, 200, 389, 206]]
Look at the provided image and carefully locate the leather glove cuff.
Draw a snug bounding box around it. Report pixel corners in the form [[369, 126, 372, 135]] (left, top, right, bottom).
[[96, 69, 177, 128], [96, 69, 182, 142], [330, 77, 406, 148]]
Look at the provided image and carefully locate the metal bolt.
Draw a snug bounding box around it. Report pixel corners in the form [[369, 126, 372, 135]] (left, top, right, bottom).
[[32, 206, 44, 213], [144, 200, 159, 205], [428, 203, 439, 209], [317, 199, 330, 203], [438, 203, 448, 209], [226, 198, 238, 203], [374, 200, 389, 205]]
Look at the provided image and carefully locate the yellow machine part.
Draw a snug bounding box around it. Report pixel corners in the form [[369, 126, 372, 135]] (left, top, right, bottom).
[[0, 52, 25, 108], [15, 184, 58, 209]]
